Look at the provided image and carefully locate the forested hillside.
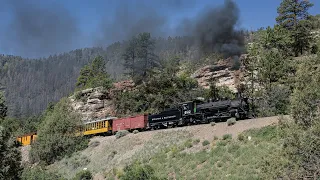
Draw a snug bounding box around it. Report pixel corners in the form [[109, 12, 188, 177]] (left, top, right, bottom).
[[1, 36, 233, 118]]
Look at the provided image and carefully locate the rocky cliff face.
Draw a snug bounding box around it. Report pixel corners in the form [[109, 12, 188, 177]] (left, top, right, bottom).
[[69, 80, 134, 121], [190, 55, 246, 92]]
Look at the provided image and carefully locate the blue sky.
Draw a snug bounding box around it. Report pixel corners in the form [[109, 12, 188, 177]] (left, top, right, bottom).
[[62, 0, 320, 33], [0, 0, 319, 58]]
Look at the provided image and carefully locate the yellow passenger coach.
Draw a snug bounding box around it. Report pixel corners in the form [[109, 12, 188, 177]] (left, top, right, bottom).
[[16, 132, 37, 146], [81, 116, 117, 136]]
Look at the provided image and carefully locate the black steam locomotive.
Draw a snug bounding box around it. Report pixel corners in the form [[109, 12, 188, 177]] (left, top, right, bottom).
[[148, 97, 251, 129]]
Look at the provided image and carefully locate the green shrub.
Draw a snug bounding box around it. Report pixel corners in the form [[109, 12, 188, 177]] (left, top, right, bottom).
[[0, 126, 23, 180], [216, 140, 228, 147], [227, 143, 240, 153], [170, 145, 184, 158], [243, 125, 278, 142], [22, 166, 65, 180], [255, 85, 291, 117], [120, 161, 160, 180], [227, 118, 236, 126], [290, 56, 320, 127], [64, 153, 90, 170], [184, 139, 193, 148], [222, 134, 232, 140], [133, 130, 139, 134], [237, 133, 245, 141], [262, 121, 320, 179], [311, 43, 318, 54], [115, 130, 130, 139], [72, 169, 93, 180], [193, 139, 200, 144], [202, 140, 210, 146], [29, 98, 88, 165], [67, 154, 90, 169], [74, 91, 82, 100], [213, 136, 219, 140], [210, 122, 216, 126], [216, 161, 223, 168]]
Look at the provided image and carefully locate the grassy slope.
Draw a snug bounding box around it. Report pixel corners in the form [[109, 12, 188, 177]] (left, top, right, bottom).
[[46, 116, 284, 180], [49, 129, 194, 179], [113, 125, 280, 180]]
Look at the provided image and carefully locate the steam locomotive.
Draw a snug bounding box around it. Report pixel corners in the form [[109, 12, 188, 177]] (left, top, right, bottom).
[[148, 96, 251, 129]]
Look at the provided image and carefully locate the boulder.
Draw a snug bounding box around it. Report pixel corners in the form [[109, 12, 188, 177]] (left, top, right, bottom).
[[89, 104, 105, 111], [89, 92, 106, 100], [81, 88, 94, 94], [87, 98, 102, 104]]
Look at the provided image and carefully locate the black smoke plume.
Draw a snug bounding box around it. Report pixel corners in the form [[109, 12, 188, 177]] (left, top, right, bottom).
[[2, 0, 80, 58], [178, 0, 245, 57], [1, 0, 244, 58], [96, 4, 167, 46], [96, 0, 198, 46], [98, 0, 245, 57]]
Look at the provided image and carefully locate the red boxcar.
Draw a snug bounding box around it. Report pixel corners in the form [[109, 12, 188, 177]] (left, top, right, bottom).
[[112, 114, 148, 133]]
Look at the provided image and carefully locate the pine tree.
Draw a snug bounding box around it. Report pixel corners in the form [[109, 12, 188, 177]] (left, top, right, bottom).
[[0, 91, 7, 120], [76, 65, 92, 88], [91, 56, 106, 74], [258, 26, 293, 57], [76, 56, 113, 89], [246, 29, 287, 92], [136, 32, 160, 83], [276, 0, 314, 56], [309, 14, 320, 29], [276, 0, 313, 29], [244, 27, 292, 116], [294, 19, 313, 55], [123, 36, 139, 78], [122, 32, 159, 84]]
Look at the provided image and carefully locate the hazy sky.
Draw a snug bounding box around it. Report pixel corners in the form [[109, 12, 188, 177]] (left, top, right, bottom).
[[0, 0, 319, 58]]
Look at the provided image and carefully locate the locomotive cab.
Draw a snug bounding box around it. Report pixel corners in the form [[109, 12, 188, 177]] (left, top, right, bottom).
[[178, 98, 207, 124]]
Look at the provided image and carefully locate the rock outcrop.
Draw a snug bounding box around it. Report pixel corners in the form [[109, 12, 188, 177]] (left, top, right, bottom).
[[191, 55, 246, 92], [69, 80, 135, 121]]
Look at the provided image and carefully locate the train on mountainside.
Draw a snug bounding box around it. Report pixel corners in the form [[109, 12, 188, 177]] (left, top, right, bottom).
[[16, 96, 251, 146]]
